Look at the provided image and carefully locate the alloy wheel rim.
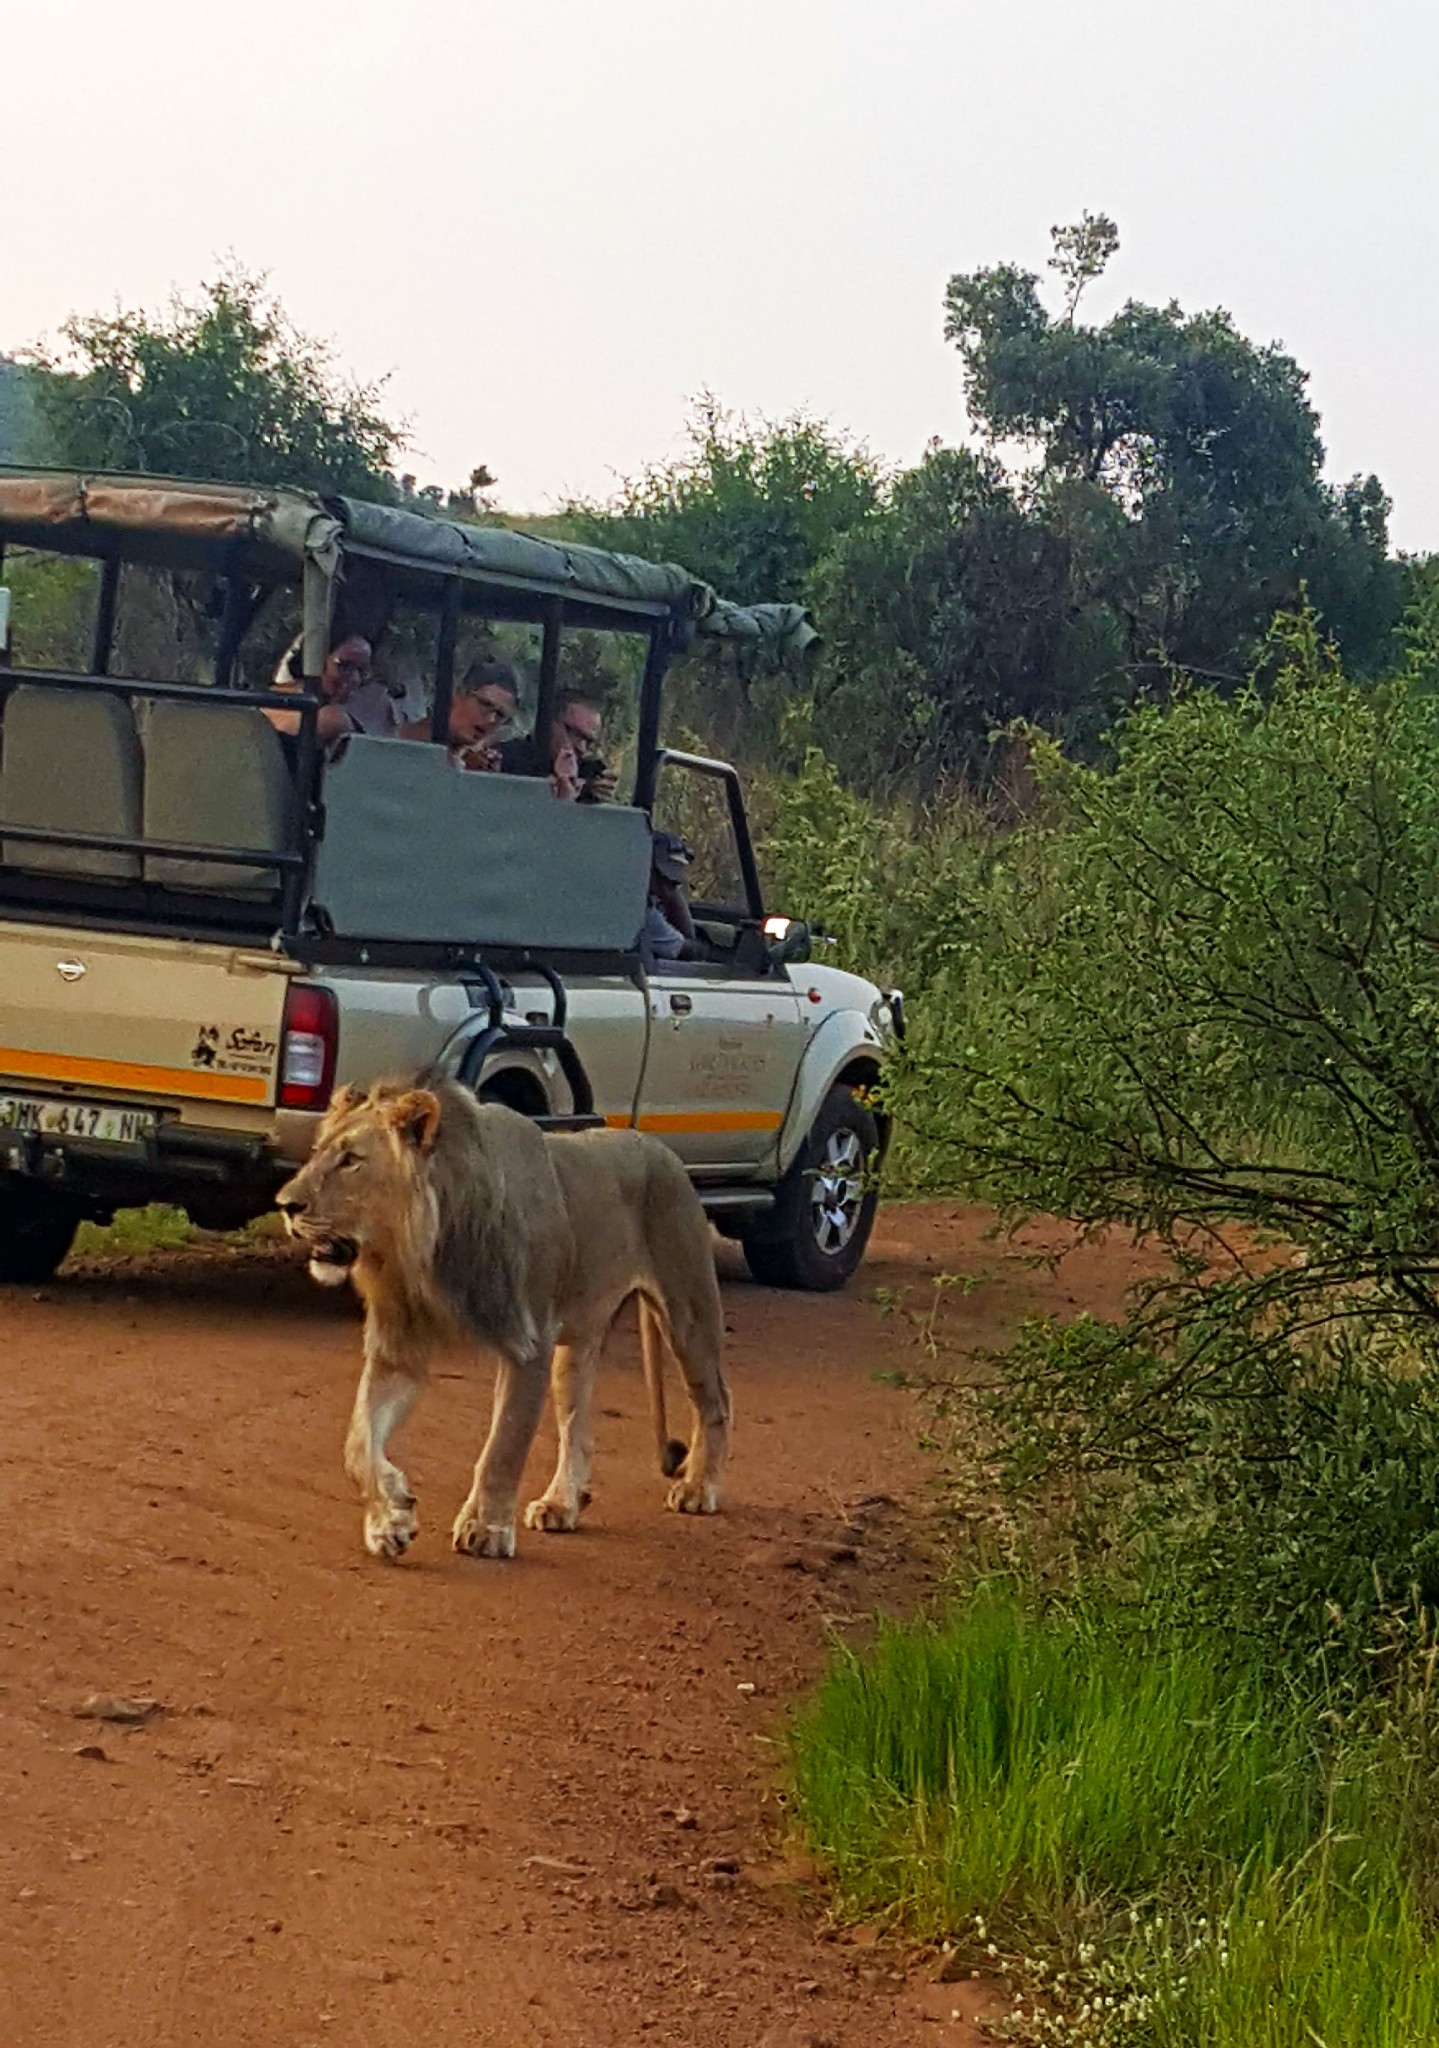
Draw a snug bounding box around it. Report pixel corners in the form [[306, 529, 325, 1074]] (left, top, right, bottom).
[[809, 1127, 866, 1256]]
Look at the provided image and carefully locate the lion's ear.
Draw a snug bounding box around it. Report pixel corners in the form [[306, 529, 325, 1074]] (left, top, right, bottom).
[[327, 1082, 365, 1117], [383, 1088, 443, 1153]]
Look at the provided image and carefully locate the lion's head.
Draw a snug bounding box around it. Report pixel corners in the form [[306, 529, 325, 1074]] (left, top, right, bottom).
[[276, 1081, 443, 1287]]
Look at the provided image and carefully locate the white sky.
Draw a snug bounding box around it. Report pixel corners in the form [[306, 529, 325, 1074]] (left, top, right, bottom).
[[8, 0, 1439, 547]]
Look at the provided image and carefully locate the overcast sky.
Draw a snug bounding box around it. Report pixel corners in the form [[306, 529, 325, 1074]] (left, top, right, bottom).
[[9, 1, 1438, 546]]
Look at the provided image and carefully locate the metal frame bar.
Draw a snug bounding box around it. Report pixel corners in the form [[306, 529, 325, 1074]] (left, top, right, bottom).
[[0, 819, 305, 871], [91, 554, 121, 675], [630, 621, 671, 814], [0, 664, 323, 714], [213, 549, 253, 691], [430, 576, 460, 751], [0, 662, 324, 928], [533, 593, 563, 757], [653, 746, 764, 920]]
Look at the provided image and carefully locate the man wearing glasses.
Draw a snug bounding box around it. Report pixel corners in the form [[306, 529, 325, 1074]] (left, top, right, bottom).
[[500, 689, 618, 803], [266, 632, 403, 754]]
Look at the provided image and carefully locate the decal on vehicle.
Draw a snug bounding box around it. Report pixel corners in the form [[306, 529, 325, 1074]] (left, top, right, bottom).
[[191, 1024, 278, 1079]]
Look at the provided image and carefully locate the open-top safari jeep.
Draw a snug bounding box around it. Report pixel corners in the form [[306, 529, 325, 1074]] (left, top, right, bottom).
[[0, 468, 902, 1287]]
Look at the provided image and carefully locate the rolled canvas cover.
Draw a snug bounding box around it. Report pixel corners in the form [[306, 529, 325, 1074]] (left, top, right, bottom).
[[311, 737, 651, 951]]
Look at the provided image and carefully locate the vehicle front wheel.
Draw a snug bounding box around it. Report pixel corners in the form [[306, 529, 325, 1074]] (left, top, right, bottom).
[[0, 1178, 82, 1284], [742, 1084, 880, 1292]]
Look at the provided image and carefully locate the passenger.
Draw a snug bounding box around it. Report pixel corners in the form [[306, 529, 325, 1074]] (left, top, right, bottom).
[[643, 831, 698, 961], [402, 657, 519, 770], [500, 689, 618, 804], [266, 632, 397, 751]]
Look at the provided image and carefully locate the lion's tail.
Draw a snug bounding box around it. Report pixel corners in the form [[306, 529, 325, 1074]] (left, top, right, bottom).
[[638, 1295, 688, 1479]]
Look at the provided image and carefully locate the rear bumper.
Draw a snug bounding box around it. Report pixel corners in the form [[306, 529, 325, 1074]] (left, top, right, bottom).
[[0, 1117, 286, 1220]]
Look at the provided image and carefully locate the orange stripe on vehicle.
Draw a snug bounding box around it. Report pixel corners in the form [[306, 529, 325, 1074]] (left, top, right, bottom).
[[605, 1108, 784, 1135], [0, 1045, 268, 1105]]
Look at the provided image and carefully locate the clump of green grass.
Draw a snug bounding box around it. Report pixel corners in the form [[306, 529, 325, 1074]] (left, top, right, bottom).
[[74, 1203, 193, 1255], [790, 1585, 1439, 2046]]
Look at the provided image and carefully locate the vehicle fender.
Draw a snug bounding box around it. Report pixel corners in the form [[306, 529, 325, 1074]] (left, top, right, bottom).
[[777, 1009, 886, 1178]]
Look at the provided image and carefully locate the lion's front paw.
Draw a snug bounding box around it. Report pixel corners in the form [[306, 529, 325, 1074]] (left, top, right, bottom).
[[451, 1509, 517, 1559], [524, 1494, 581, 1534], [665, 1477, 720, 1516], [364, 1498, 419, 1559]]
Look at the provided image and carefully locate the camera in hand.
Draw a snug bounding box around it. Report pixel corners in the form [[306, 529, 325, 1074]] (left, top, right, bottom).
[[576, 754, 609, 784]]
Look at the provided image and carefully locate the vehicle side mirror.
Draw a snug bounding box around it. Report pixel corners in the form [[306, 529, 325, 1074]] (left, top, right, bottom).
[[764, 916, 812, 966]]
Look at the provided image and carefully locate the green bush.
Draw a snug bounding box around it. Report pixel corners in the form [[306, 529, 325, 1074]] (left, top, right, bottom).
[[791, 1586, 1439, 2047], [819, 614, 1439, 1671]]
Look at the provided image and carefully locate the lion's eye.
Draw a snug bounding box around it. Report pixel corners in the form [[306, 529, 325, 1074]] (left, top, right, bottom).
[[338, 1150, 362, 1172]]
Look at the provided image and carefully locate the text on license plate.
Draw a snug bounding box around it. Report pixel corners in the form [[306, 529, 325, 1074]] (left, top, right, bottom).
[[0, 1093, 157, 1145]]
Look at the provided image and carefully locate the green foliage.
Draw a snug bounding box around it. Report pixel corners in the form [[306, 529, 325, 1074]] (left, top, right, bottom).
[[757, 742, 991, 993], [2, 549, 100, 669], [74, 1205, 193, 1255], [566, 392, 881, 605], [990, 1310, 1439, 1676], [897, 613, 1439, 1243], [810, 446, 1114, 780], [876, 617, 1439, 1657], [793, 1586, 1320, 1931], [27, 267, 405, 499], [0, 356, 38, 462], [791, 1585, 1439, 2047], [942, 219, 1402, 694]]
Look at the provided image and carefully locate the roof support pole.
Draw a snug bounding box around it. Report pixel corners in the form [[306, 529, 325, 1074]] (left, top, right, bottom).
[[213, 544, 249, 690], [431, 577, 460, 748], [91, 555, 120, 676], [533, 593, 563, 756], [630, 620, 672, 814], [301, 554, 334, 680]]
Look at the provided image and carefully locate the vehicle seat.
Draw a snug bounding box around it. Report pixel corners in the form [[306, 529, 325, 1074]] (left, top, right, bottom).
[[0, 683, 144, 879], [142, 700, 294, 895]]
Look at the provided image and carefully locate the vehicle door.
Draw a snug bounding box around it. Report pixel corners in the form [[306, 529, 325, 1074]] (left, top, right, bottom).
[[636, 753, 808, 1176]]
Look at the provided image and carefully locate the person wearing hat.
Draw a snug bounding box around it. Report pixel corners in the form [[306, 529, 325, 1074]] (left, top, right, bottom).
[[643, 830, 698, 961]]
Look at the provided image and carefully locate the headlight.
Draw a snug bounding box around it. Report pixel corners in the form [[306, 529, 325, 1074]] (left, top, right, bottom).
[[870, 988, 906, 1045]]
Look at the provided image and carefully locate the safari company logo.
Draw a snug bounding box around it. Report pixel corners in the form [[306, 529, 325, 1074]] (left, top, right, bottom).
[[191, 1023, 279, 1079]]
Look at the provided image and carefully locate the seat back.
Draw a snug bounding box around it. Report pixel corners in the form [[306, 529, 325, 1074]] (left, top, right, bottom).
[[142, 700, 294, 895], [0, 684, 143, 879]]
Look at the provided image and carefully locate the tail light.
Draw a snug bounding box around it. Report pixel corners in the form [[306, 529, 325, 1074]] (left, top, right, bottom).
[[278, 981, 339, 1109]]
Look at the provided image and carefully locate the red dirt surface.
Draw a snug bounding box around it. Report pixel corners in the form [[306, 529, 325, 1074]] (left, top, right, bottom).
[[0, 1204, 1156, 2048]]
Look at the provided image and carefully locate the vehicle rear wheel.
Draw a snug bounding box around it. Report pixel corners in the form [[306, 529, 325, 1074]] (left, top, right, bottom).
[[742, 1084, 880, 1292], [0, 1178, 82, 1284]]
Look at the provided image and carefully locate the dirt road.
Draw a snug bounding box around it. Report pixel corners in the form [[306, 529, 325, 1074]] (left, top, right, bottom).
[[0, 1205, 1152, 2048]]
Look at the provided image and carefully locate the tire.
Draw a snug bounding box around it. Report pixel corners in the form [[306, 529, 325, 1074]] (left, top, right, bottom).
[[742, 1084, 880, 1292], [0, 1178, 82, 1284]]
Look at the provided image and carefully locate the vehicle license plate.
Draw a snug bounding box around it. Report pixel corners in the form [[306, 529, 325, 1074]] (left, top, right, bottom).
[[0, 1093, 157, 1146]]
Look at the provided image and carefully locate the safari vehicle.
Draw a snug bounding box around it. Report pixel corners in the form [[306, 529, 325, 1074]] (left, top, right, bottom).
[[0, 468, 902, 1290]]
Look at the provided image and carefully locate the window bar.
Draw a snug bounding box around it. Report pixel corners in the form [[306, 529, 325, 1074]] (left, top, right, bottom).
[[91, 555, 121, 676], [431, 576, 460, 749]]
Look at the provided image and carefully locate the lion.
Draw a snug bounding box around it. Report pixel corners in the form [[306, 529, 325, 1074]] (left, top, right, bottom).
[[275, 1076, 731, 1562]]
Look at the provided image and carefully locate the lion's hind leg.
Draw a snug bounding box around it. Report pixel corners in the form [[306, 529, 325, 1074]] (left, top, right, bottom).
[[642, 1284, 731, 1517], [524, 1337, 601, 1534]]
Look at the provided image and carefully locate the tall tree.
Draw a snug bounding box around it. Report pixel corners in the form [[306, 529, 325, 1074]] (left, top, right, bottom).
[[942, 221, 1401, 687], [28, 268, 405, 500]]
